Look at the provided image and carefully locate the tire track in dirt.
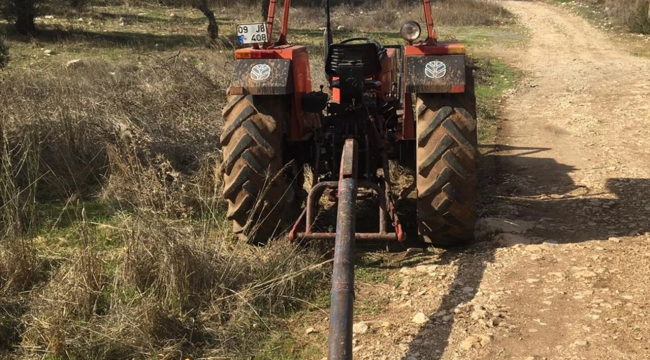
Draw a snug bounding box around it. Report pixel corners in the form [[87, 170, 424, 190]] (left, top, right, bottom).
[[336, 2, 650, 360]]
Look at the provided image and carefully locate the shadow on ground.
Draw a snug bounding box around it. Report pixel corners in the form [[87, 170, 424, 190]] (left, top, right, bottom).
[[0, 23, 207, 51], [400, 144, 650, 359]]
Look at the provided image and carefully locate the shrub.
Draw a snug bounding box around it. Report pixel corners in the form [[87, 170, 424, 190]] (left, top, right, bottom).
[[628, 1, 650, 34], [583, 0, 650, 34]]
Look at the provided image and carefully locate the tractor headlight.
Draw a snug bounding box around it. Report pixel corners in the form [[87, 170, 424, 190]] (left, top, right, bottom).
[[400, 21, 421, 42]]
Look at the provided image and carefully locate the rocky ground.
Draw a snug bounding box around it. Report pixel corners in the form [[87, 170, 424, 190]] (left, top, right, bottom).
[[302, 1, 650, 359]]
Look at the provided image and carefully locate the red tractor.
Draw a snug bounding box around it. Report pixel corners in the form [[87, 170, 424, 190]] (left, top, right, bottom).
[[221, 0, 476, 357]]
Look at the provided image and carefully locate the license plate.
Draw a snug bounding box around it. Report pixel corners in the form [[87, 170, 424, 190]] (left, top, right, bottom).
[[236, 23, 268, 44]]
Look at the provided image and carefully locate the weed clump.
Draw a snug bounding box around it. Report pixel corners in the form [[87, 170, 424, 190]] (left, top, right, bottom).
[[18, 214, 328, 359], [579, 0, 650, 34], [315, 0, 513, 31], [628, 1, 650, 34], [0, 55, 329, 359]]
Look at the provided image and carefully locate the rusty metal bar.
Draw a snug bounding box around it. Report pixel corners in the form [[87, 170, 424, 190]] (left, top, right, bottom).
[[277, 0, 291, 45], [328, 139, 357, 360], [297, 232, 397, 241], [262, 0, 278, 49], [290, 179, 404, 242], [306, 181, 338, 231], [422, 0, 438, 44]]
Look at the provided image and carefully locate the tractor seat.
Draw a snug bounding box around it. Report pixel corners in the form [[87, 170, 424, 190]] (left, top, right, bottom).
[[325, 42, 382, 79]]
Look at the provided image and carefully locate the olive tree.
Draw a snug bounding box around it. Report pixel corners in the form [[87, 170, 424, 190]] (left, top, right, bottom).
[[1, 0, 39, 35]]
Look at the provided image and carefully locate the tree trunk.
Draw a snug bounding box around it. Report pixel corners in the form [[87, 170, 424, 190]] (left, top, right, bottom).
[[196, 1, 218, 42], [70, 0, 87, 10], [14, 1, 37, 35], [262, 0, 270, 20]]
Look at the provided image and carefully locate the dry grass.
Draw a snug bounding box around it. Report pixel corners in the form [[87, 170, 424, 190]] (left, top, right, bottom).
[[0, 56, 227, 201], [0, 56, 330, 359], [0, 0, 516, 358], [290, 0, 513, 31], [17, 214, 328, 359], [569, 0, 650, 34]]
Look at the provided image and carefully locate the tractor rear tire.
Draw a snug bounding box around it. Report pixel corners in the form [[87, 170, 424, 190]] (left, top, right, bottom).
[[220, 94, 296, 244], [415, 73, 477, 247]]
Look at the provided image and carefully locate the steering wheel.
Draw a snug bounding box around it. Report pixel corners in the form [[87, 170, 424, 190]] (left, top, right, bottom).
[[340, 37, 387, 61]]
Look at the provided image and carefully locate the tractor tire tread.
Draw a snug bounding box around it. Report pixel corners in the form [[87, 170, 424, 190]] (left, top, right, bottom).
[[416, 69, 478, 247], [221, 94, 289, 243]]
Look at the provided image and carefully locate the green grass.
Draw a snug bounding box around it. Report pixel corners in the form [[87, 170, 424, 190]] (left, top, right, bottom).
[[474, 57, 517, 142], [355, 262, 389, 284], [255, 331, 325, 360], [358, 294, 390, 316]]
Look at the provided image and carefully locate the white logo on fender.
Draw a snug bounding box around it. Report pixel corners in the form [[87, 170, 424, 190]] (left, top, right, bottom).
[[250, 64, 271, 81], [424, 60, 446, 79]]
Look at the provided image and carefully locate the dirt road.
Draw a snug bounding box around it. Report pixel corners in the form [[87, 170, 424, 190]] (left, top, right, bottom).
[[334, 2, 650, 359]]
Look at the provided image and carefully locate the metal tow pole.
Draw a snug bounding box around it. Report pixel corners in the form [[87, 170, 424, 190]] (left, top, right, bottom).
[[328, 139, 358, 360]]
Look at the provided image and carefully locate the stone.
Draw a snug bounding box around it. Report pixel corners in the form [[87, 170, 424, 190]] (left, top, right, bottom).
[[496, 233, 533, 246], [305, 327, 316, 334], [460, 335, 480, 350], [65, 59, 86, 69], [475, 218, 535, 238], [573, 270, 597, 278], [412, 312, 428, 324], [477, 334, 493, 346], [353, 322, 369, 334], [471, 306, 488, 320]]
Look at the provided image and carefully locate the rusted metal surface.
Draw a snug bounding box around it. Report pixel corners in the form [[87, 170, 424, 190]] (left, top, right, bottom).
[[289, 179, 404, 242], [297, 232, 399, 241], [228, 59, 293, 95], [341, 139, 358, 178], [328, 139, 358, 360], [262, 0, 278, 48], [306, 181, 337, 232], [276, 0, 291, 45], [404, 55, 465, 93], [422, 0, 438, 44]]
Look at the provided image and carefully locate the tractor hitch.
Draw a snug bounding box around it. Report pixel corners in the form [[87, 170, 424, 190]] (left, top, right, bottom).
[[288, 138, 404, 359], [288, 166, 404, 243]]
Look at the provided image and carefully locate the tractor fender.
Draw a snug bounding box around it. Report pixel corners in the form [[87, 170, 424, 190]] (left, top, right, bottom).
[[404, 54, 466, 93], [227, 59, 294, 95]]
